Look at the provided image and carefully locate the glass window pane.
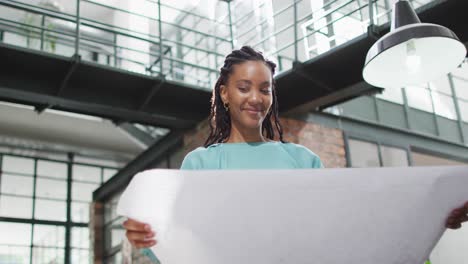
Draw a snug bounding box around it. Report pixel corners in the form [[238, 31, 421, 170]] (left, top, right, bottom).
[[37, 160, 67, 179], [348, 139, 380, 167], [411, 151, 468, 166], [72, 182, 99, 202], [0, 245, 30, 264], [0, 174, 33, 196], [72, 227, 90, 249], [35, 178, 67, 199], [429, 75, 452, 95], [375, 87, 403, 104], [0, 195, 33, 218], [72, 202, 90, 223], [452, 77, 468, 100], [458, 100, 468, 122], [73, 165, 101, 183], [405, 85, 434, 112], [103, 168, 118, 183], [432, 92, 457, 120], [33, 225, 65, 247], [381, 146, 408, 167], [0, 222, 31, 245], [71, 249, 90, 264], [2, 156, 34, 175], [32, 247, 64, 264], [34, 199, 66, 221]]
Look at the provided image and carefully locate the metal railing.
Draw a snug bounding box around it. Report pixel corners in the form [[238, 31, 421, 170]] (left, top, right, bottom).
[[0, 0, 436, 88], [234, 0, 434, 71], [0, 0, 234, 90]]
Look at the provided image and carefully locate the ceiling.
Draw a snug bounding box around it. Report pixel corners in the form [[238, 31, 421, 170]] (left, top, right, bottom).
[[0, 102, 145, 157]]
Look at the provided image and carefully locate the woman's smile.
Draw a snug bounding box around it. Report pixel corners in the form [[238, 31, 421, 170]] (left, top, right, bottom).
[[243, 107, 263, 117]]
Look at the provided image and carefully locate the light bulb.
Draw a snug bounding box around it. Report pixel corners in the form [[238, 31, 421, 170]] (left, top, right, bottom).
[[406, 39, 421, 73]]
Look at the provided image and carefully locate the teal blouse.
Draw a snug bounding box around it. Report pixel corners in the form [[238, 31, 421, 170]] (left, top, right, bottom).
[[181, 141, 323, 170], [141, 141, 323, 262]]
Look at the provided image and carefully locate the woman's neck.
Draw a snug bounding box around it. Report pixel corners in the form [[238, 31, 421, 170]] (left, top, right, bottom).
[[225, 125, 266, 143]]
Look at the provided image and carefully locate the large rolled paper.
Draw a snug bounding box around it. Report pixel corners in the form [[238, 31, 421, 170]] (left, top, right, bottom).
[[117, 166, 468, 264]]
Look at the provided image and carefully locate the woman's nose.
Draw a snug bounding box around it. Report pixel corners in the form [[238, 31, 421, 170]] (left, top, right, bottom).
[[248, 90, 262, 104]]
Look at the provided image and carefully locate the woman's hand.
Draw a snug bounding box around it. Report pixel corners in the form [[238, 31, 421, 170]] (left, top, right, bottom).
[[446, 201, 468, 229], [123, 218, 157, 248]]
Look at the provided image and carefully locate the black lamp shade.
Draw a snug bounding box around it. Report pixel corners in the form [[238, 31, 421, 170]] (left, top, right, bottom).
[[363, 0, 466, 88]]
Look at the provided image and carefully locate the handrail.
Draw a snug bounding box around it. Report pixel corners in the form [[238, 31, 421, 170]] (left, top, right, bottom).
[[0, 0, 437, 86]]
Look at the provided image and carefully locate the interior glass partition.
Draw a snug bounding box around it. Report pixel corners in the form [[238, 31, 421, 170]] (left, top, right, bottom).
[[0, 151, 120, 263]]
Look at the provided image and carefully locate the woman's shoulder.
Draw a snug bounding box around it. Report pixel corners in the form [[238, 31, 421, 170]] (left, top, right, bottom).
[[280, 141, 314, 152], [278, 142, 324, 168], [186, 144, 222, 156], [180, 145, 220, 170]]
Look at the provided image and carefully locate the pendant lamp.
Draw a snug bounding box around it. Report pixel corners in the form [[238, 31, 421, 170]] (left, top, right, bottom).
[[362, 0, 466, 88]]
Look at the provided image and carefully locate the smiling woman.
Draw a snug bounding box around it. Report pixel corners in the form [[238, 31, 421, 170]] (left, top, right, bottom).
[[176, 47, 322, 170], [220, 61, 273, 136], [205, 46, 282, 145]]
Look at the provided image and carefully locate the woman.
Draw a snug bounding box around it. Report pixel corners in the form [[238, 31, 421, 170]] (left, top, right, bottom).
[[124, 46, 468, 251]]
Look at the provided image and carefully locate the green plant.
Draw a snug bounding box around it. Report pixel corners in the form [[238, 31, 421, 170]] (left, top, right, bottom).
[[20, 1, 59, 52]]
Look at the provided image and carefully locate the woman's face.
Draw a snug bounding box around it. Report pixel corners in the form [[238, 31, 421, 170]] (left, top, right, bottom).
[[220, 60, 273, 131]]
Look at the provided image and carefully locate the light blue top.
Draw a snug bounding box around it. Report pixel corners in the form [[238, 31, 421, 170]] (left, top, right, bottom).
[[181, 141, 323, 170], [141, 141, 323, 262]]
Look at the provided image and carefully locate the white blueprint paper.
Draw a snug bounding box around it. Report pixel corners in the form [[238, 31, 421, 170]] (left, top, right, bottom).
[[117, 166, 468, 264]]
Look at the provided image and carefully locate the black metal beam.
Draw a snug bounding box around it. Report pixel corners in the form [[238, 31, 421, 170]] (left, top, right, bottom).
[[64, 153, 73, 264], [36, 54, 81, 114], [0, 86, 195, 128], [93, 130, 185, 202], [285, 81, 383, 115], [292, 62, 334, 93], [118, 123, 158, 147], [0, 42, 211, 128]]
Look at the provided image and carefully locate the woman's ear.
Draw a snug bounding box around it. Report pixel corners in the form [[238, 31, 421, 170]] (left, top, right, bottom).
[[220, 85, 228, 104]]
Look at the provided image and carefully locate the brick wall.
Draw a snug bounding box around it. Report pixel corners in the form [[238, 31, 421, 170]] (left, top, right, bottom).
[[280, 117, 347, 168], [90, 202, 104, 264]]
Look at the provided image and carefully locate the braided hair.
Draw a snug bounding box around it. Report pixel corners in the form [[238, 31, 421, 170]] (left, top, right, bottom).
[[204, 46, 284, 147]]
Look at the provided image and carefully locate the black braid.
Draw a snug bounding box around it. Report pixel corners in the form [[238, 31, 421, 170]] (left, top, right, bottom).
[[204, 46, 285, 147]]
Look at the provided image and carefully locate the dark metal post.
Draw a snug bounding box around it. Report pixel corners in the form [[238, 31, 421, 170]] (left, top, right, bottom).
[[113, 33, 117, 67], [64, 153, 74, 264], [293, 0, 298, 62], [368, 0, 374, 26], [449, 73, 466, 143], [29, 159, 38, 264], [227, 0, 235, 49], [428, 86, 440, 136], [40, 15, 45, 51], [157, 0, 164, 76], [401, 88, 412, 130], [74, 0, 81, 55]]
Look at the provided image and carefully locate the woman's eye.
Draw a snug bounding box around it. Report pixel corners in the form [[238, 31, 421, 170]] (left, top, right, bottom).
[[261, 89, 271, 94], [238, 87, 248, 92]]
